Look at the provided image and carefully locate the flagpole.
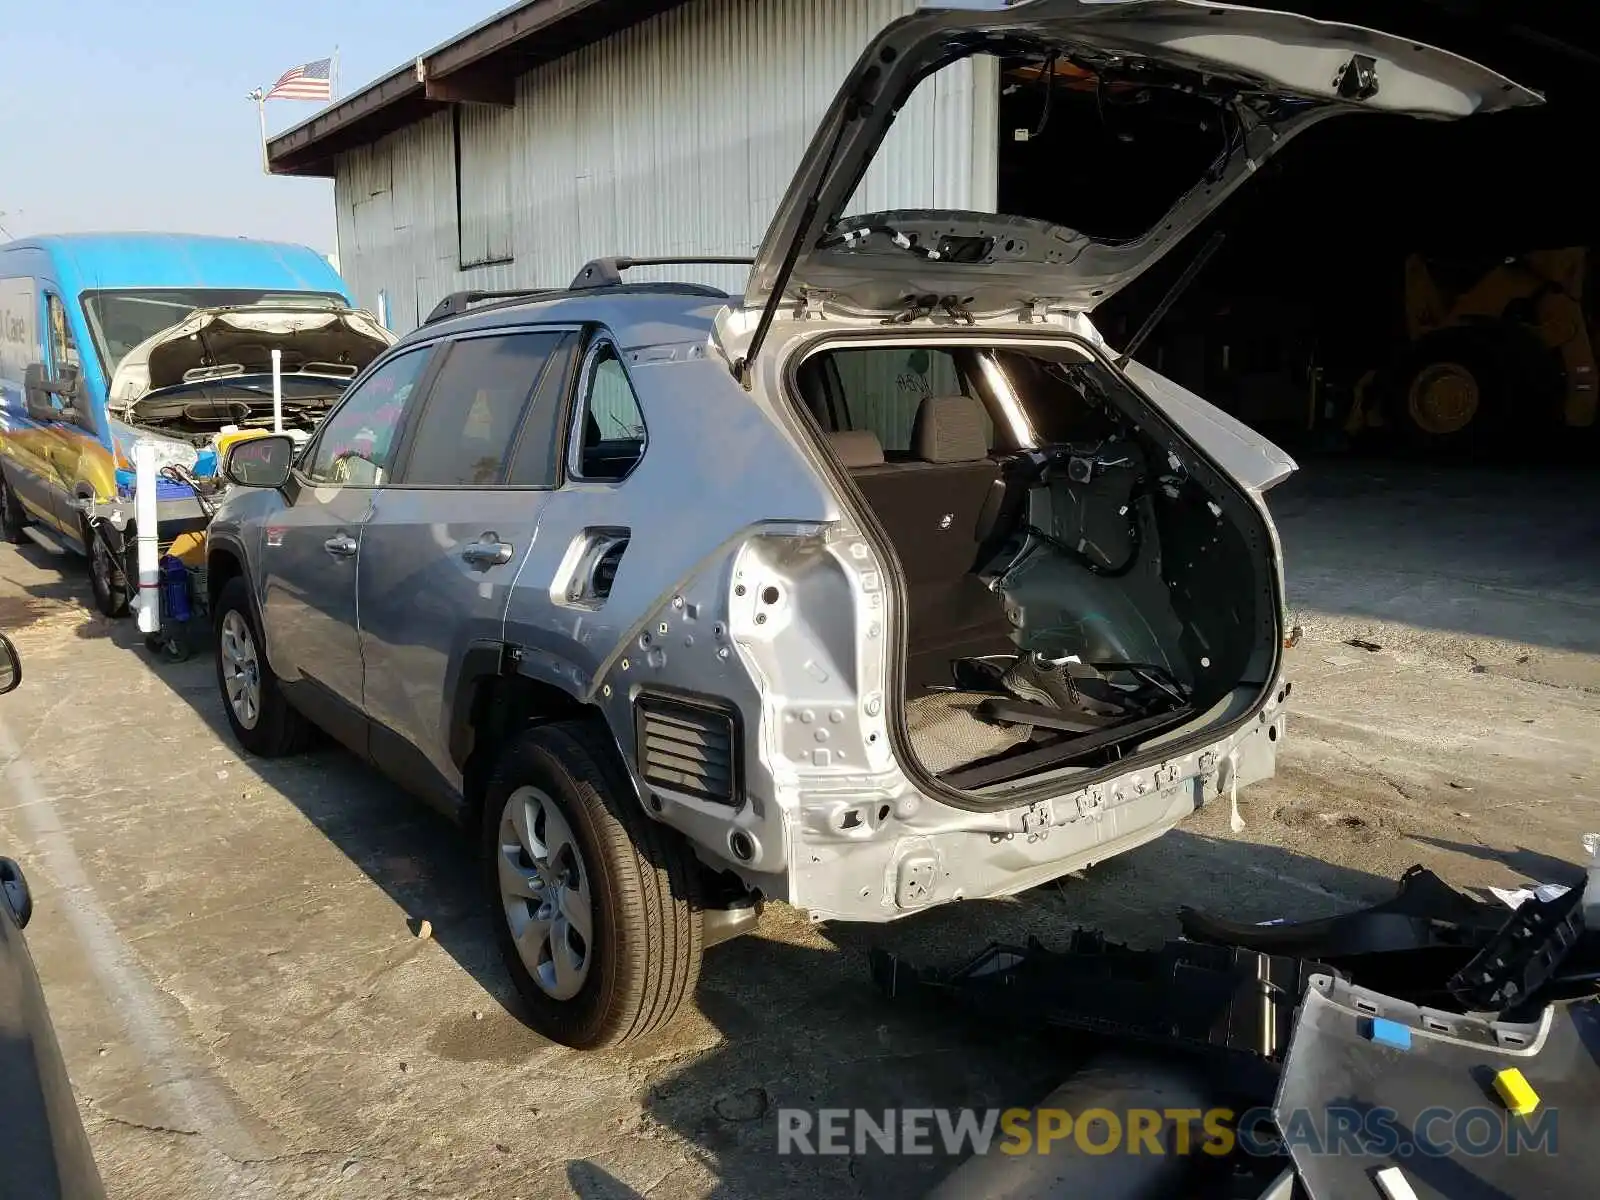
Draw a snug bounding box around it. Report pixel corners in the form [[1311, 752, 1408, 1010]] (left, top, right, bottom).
[[331, 46, 340, 102], [250, 88, 269, 175]]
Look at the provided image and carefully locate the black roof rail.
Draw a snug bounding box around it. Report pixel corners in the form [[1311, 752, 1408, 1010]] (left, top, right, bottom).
[[569, 256, 755, 290], [424, 288, 559, 324]]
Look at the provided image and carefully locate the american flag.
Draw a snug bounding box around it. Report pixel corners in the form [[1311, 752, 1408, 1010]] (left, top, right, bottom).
[[265, 58, 332, 102]]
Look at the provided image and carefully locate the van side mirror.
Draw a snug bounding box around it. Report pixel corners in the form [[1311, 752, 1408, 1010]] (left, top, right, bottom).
[[0, 631, 20, 695], [23, 364, 83, 424], [224, 434, 296, 489]]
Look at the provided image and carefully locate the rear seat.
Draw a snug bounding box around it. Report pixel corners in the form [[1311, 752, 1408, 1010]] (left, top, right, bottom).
[[828, 395, 1017, 690]]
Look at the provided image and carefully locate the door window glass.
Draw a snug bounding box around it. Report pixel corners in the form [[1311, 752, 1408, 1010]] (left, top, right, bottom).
[[403, 332, 566, 486], [826, 346, 990, 454], [46, 294, 81, 381], [303, 348, 430, 487], [568, 342, 646, 482]]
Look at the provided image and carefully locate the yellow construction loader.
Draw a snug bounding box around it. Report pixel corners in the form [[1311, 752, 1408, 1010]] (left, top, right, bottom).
[[1349, 248, 1596, 453]]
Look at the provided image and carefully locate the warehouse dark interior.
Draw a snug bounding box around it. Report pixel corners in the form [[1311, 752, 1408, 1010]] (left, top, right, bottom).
[[994, 0, 1599, 459]]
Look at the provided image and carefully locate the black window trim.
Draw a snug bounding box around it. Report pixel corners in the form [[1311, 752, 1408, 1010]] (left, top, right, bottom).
[[564, 331, 648, 486], [385, 323, 583, 491], [294, 342, 444, 491]]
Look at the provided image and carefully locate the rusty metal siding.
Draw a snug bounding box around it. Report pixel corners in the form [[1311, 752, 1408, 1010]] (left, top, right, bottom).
[[330, 0, 999, 332]]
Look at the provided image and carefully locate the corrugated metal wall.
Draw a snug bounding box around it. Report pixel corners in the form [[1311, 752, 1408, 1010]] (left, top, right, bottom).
[[332, 0, 998, 332]]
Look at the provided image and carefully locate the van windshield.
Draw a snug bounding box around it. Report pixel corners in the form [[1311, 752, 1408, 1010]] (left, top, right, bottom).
[[81, 288, 347, 377]]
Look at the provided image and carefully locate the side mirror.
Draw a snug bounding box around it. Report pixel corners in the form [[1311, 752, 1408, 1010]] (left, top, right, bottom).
[[224, 434, 296, 489], [0, 857, 32, 929], [0, 631, 19, 695], [22, 364, 82, 424], [23, 363, 55, 422]]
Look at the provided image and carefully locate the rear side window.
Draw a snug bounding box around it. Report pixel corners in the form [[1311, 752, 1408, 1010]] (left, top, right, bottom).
[[401, 332, 568, 487], [568, 341, 646, 483], [824, 347, 991, 454]]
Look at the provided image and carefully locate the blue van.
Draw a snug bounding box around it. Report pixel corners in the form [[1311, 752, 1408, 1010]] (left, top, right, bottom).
[[0, 233, 391, 616]]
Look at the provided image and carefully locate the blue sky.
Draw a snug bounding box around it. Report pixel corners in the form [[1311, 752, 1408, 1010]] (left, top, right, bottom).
[[0, 0, 504, 253]]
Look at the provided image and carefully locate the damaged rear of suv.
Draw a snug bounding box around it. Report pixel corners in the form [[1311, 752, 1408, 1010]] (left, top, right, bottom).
[[208, 0, 1537, 1048]]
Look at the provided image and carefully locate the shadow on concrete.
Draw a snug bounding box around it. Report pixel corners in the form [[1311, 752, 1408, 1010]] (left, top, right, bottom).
[[613, 833, 1403, 1199], [1407, 834, 1587, 889], [1268, 458, 1600, 657]]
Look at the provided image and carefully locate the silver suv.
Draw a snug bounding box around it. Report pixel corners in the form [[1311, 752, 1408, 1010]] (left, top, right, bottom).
[[204, 1, 1535, 1047]]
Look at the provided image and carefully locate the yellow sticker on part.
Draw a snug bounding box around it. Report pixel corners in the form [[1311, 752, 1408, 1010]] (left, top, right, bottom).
[[1492, 1067, 1540, 1116]]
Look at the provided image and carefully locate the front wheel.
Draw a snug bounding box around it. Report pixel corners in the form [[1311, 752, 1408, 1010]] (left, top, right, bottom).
[[482, 721, 703, 1050], [85, 520, 131, 618], [212, 576, 311, 757], [0, 475, 27, 544]]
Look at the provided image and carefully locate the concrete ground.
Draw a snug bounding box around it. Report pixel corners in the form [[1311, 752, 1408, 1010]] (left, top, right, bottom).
[[0, 459, 1595, 1199]]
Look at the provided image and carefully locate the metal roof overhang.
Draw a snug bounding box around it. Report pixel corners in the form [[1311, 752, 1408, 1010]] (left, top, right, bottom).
[[266, 0, 690, 177]]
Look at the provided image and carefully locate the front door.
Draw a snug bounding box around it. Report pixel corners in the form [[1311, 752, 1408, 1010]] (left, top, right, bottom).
[[259, 345, 435, 751], [358, 328, 577, 804], [41, 292, 92, 537]]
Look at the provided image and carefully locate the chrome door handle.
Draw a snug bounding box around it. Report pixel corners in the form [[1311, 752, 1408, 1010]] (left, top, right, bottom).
[[323, 534, 358, 558], [462, 539, 514, 568]]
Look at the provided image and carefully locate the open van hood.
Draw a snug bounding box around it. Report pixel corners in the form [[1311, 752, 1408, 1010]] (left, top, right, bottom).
[[741, 0, 1541, 322], [108, 302, 395, 411]]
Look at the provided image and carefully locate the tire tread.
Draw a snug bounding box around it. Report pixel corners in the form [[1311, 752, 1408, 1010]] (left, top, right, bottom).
[[484, 720, 702, 1049]]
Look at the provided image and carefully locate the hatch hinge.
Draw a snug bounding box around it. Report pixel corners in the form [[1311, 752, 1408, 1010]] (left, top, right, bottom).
[[1023, 297, 1057, 324], [1333, 54, 1380, 102], [798, 289, 829, 320]]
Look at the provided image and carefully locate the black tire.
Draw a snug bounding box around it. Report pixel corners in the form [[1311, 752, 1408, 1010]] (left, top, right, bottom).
[[0, 474, 27, 544], [84, 519, 131, 618], [212, 575, 311, 757], [1387, 325, 1557, 457], [482, 721, 703, 1049]]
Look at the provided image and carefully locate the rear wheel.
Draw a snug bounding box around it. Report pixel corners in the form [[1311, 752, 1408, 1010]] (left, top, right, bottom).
[[482, 721, 703, 1049], [212, 576, 311, 757], [85, 519, 131, 618], [0, 475, 27, 544]]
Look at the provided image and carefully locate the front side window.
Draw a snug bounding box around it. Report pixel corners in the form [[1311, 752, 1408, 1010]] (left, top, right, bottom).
[[568, 342, 646, 482], [402, 332, 569, 486], [46, 294, 81, 381], [302, 348, 431, 487]]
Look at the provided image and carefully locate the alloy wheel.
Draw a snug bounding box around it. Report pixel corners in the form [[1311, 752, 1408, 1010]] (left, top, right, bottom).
[[496, 785, 594, 1001], [218, 610, 262, 730]]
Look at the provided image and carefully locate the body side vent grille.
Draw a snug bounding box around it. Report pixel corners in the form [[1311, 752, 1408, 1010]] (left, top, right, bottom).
[[635, 693, 740, 807]]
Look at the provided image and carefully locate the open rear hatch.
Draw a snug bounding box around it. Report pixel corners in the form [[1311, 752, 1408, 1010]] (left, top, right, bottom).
[[722, 0, 1538, 800]]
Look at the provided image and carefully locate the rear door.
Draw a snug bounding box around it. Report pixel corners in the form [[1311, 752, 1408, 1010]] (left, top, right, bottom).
[[258, 345, 435, 750], [40, 292, 93, 535], [357, 326, 579, 804]]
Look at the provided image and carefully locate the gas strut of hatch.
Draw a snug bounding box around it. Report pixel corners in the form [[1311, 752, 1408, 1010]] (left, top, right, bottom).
[[733, 87, 878, 388], [1116, 230, 1226, 369]]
